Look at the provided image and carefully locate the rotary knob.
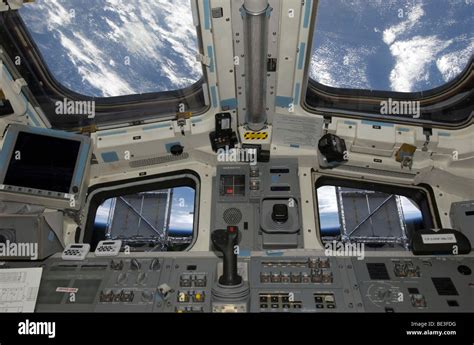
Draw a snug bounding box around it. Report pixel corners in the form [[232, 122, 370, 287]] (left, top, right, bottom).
[[137, 272, 147, 285], [150, 258, 161, 271], [377, 289, 392, 301], [141, 290, 154, 302], [130, 258, 141, 271], [116, 272, 127, 285]]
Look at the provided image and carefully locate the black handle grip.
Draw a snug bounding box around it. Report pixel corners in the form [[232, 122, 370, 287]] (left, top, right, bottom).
[[211, 227, 242, 286]]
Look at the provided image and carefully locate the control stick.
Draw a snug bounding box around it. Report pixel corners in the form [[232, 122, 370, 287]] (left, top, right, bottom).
[[272, 204, 288, 223], [211, 226, 242, 286]]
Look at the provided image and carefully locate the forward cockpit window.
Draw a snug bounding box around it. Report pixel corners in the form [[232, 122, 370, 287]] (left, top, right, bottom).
[[315, 179, 438, 251], [310, 0, 473, 93], [90, 184, 196, 252], [19, 0, 203, 97]]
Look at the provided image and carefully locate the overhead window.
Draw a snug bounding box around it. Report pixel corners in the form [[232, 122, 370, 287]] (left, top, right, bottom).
[[310, 0, 473, 93], [19, 0, 203, 97], [315, 179, 437, 251]]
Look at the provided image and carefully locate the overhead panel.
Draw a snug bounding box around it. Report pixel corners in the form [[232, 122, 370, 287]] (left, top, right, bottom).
[[210, 0, 237, 112]]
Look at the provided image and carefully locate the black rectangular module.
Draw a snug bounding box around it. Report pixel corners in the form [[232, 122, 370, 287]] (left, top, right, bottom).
[[366, 263, 390, 280], [267, 58, 277, 72], [270, 168, 290, 174], [270, 186, 290, 192], [432, 277, 459, 296], [4, 132, 81, 193], [211, 7, 223, 18]]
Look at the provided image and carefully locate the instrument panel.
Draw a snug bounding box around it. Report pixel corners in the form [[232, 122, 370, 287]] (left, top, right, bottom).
[[25, 254, 472, 313]]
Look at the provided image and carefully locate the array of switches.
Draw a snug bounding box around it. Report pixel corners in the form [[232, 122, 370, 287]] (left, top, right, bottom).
[[177, 291, 206, 303], [393, 260, 421, 278], [179, 273, 207, 287], [260, 271, 333, 283], [408, 288, 426, 308], [314, 293, 336, 309], [97, 258, 163, 305], [261, 258, 330, 269], [259, 293, 302, 309], [175, 306, 204, 313], [249, 166, 260, 191], [260, 258, 333, 284], [99, 289, 156, 303], [109, 258, 161, 271], [115, 272, 148, 285], [99, 289, 135, 303]]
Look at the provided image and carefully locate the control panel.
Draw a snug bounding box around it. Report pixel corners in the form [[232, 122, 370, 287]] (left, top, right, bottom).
[[249, 256, 356, 312], [94, 240, 122, 257], [30, 254, 473, 313], [61, 243, 90, 261], [35, 257, 217, 313], [212, 159, 303, 251], [353, 257, 473, 312]]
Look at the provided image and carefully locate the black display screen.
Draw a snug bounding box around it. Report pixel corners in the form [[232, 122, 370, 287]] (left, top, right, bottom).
[[4, 132, 81, 193], [219, 175, 245, 196]]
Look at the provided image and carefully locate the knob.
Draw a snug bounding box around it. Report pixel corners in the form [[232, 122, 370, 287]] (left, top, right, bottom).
[[211, 226, 242, 286], [308, 258, 320, 268], [116, 272, 127, 285], [150, 258, 161, 271], [110, 259, 123, 270], [130, 258, 141, 271], [377, 289, 392, 301], [249, 166, 259, 177], [170, 144, 184, 156], [272, 204, 288, 223], [458, 265, 472, 275], [137, 272, 147, 285], [141, 290, 154, 302]]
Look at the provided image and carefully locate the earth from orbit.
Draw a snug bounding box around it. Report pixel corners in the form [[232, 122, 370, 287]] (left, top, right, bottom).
[[19, 0, 473, 97]]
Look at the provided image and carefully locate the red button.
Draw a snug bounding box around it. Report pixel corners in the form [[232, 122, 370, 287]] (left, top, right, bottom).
[[226, 188, 233, 194], [227, 226, 236, 233]]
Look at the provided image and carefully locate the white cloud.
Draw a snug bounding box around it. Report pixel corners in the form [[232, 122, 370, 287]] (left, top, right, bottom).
[[59, 31, 136, 96], [309, 50, 339, 88], [436, 39, 474, 82], [389, 36, 452, 92], [95, 199, 113, 224], [400, 196, 421, 218], [317, 186, 339, 214], [169, 210, 194, 230], [103, 0, 201, 89], [20, 0, 202, 96], [383, 3, 424, 45], [22, 0, 73, 32], [310, 42, 374, 89]]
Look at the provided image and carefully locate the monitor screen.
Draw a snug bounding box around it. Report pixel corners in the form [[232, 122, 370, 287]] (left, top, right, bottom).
[[4, 132, 81, 193], [220, 175, 245, 196]]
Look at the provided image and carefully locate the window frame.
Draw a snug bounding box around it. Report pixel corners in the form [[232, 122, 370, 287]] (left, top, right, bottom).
[[314, 175, 441, 247], [302, 1, 474, 128], [0, 8, 210, 129], [82, 171, 200, 251]]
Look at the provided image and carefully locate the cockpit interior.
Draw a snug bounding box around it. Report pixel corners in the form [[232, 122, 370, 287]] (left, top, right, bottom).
[[0, 0, 472, 343]]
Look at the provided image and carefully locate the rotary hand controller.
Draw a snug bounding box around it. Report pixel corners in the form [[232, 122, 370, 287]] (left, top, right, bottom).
[[211, 226, 242, 286]]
